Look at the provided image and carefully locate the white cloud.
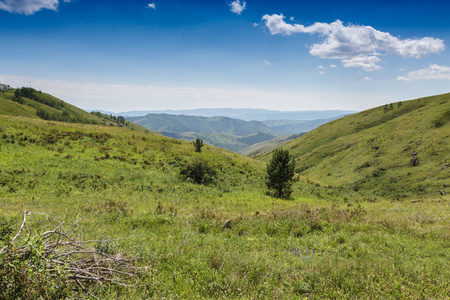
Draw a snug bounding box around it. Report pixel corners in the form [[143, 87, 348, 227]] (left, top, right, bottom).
[[147, 3, 156, 9], [229, 0, 246, 15], [0, 0, 69, 15], [397, 64, 450, 81], [341, 56, 381, 72], [319, 71, 326, 75], [364, 77, 372, 81], [261, 14, 445, 71], [289, 16, 295, 21], [329, 64, 337, 68], [264, 60, 272, 66], [318, 65, 327, 69]]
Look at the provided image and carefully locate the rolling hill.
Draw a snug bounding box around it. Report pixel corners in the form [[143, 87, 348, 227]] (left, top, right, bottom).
[[257, 93, 450, 199], [0, 87, 148, 132], [126, 113, 282, 152], [126, 113, 280, 136], [0, 86, 448, 298]]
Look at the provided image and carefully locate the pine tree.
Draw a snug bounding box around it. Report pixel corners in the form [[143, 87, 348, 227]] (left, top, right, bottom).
[[266, 148, 296, 199], [193, 138, 204, 153]]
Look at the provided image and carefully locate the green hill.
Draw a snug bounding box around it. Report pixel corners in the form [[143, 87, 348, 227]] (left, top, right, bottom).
[[127, 113, 280, 136], [161, 131, 278, 153], [257, 93, 450, 199], [0, 91, 448, 298], [0, 87, 148, 132], [127, 113, 281, 152]]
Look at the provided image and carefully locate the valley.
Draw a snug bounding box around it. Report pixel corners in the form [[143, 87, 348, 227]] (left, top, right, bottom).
[[0, 87, 448, 298]]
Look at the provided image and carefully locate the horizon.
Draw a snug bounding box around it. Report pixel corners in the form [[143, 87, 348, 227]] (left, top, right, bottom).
[[92, 107, 359, 114], [1, 0, 449, 112]]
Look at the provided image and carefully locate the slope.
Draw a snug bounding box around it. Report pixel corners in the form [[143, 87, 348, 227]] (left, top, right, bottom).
[[257, 93, 450, 199], [126, 113, 281, 152], [0, 87, 148, 132], [0, 97, 448, 299]]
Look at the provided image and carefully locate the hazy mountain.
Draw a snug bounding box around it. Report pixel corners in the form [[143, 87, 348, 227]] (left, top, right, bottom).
[[262, 117, 342, 135], [127, 114, 280, 136], [113, 108, 356, 121]]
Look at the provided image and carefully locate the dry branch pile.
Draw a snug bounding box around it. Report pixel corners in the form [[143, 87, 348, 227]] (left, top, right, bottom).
[[0, 209, 138, 297]]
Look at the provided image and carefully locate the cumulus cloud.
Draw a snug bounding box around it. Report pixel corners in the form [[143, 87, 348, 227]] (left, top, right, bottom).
[[261, 14, 445, 71], [0, 0, 69, 15], [229, 0, 246, 15], [341, 56, 381, 72], [364, 77, 372, 81], [329, 64, 337, 68], [397, 64, 450, 81], [264, 60, 272, 66], [147, 3, 156, 9], [318, 65, 327, 69]]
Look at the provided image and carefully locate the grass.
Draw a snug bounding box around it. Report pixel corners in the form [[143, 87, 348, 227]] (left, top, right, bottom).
[[257, 93, 450, 199], [0, 113, 448, 298]]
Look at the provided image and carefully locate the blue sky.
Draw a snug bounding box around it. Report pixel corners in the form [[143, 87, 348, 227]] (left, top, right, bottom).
[[0, 0, 449, 112]]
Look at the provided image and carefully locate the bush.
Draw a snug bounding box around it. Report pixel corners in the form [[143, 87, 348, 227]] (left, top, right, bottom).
[[266, 148, 296, 198], [180, 159, 216, 185], [0, 238, 72, 299]]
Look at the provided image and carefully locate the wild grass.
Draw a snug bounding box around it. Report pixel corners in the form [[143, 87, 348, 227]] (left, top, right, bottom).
[[257, 93, 450, 199], [0, 114, 449, 298]]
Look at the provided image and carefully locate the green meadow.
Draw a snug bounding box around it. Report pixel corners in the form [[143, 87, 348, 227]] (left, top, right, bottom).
[[0, 90, 449, 298]]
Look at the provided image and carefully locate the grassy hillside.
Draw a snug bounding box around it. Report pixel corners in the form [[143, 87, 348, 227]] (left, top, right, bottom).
[[257, 93, 450, 199], [127, 113, 281, 152], [0, 111, 448, 298], [0, 87, 148, 132], [162, 131, 278, 153]]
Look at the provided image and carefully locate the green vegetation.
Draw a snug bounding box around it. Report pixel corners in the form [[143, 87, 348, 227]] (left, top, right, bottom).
[[266, 149, 296, 198], [127, 113, 280, 152], [257, 93, 450, 199], [0, 87, 148, 132], [193, 137, 205, 152], [0, 90, 448, 298]]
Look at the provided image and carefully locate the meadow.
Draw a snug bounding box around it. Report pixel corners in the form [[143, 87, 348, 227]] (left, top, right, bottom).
[[0, 114, 448, 299]]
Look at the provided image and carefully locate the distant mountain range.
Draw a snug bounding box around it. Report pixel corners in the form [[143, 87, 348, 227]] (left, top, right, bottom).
[[93, 108, 356, 121], [92, 108, 356, 153], [126, 113, 349, 153]]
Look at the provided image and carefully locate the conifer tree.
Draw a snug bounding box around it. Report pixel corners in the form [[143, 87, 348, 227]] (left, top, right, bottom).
[[266, 148, 296, 198]]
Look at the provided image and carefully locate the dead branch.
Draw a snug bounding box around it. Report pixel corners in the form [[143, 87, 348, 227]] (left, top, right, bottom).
[[11, 209, 30, 243], [2, 210, 138, 293]]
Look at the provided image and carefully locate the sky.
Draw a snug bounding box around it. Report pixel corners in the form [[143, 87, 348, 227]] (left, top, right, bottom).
[[0, 0, 449, 112]]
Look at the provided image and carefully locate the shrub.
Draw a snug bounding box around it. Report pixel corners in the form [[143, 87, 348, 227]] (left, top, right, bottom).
[[180, 159, 216, 185], [0, 236, 72, 299]]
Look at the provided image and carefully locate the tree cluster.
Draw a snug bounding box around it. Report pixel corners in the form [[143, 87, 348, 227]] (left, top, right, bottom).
[[91, 112, 126, 125]]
